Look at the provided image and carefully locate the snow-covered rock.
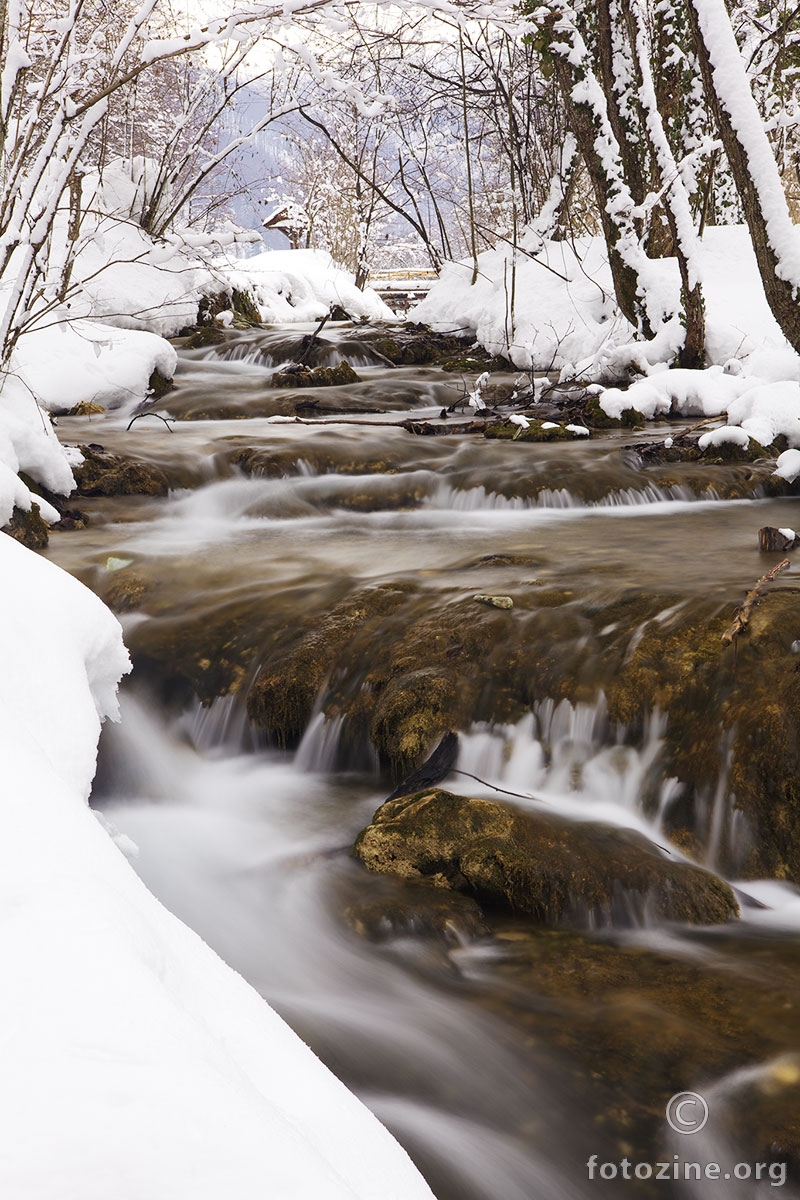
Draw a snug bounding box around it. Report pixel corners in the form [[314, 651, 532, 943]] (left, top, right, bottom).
[[0, 535, 435, 1200]]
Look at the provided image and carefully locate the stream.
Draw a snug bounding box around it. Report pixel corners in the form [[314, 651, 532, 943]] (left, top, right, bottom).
[[45, 323, 800, 1198]]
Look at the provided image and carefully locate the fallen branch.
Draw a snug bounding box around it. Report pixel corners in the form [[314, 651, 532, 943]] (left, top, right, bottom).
[[722, 558, 790, 645]]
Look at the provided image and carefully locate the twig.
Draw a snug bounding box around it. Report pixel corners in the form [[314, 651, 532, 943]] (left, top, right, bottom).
[[126, 412, 174, 432], [296, 309, 332, 367], [449, 768, 543, 802], [722, 558, 790, 645]]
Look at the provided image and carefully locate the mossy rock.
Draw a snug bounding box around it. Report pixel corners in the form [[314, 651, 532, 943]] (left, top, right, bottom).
[[147, 367, 174, 399], [271, 360, 361, 389], [484, 420, 589, 442], [2, 502, 49, 549], [246, 583, 416, 745], [354, 788, 738, 926], [73, 445, 169, 497], [605, 589, 800, 880], [701, 436, 771, 464], [582, 394, 646, 429], [182, 326, 227, 349]]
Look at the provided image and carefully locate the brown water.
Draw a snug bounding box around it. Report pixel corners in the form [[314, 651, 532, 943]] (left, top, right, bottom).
[[46, 326, 800, 1199]]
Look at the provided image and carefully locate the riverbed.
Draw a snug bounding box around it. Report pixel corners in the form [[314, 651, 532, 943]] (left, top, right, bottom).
[[46, 324, 800, 1198]]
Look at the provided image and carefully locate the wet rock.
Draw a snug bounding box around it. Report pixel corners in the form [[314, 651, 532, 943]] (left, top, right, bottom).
[[605, 589, 800, 882], [73, 445, 169, 497], [197, 287, 261, 329], [473, 924, 800, 1161], [53, 508, 90, 532], [2, 502, 50, 549], [102, 569, 151, 613], [473, 594, 513, 610], [354, 788, 738, 927], [271, 360, 361, 389], [343, 879, 489, 944], [759, 525, 797, 552]]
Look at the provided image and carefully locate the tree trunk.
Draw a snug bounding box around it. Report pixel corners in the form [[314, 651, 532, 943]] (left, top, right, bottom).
[[551, 50, 652, 334], [686, 0, 800, 352]]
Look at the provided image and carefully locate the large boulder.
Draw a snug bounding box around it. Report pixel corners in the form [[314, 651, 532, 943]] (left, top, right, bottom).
[[354, 789, 738, 927]]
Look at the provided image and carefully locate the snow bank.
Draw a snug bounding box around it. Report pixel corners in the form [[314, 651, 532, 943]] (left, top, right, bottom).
[[61, 159, 219, 339], [413, 225, 800, 378], [221, 247, 396, 323], [0, 536, 434, 1200], [0, 306, 178, 527], [12, 317, 177, 414], [0, 374, 73, 528], [412, 236, 626, 373]]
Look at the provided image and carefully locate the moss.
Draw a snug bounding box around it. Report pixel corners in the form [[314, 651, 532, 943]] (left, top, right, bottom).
[[3, 502, 49, 549], [271, 360, 361, 389], [605, 589, 800, 880], [196, 288, 261, 329], [370, 670, 459, 772], [582, 394, 646, 429], [702, 436, 770, 464], [484, 420, 589, 442], [354, 788, 738, 926]]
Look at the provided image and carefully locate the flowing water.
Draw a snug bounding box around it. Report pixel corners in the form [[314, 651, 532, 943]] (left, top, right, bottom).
[[46, 325, 800, 1198]]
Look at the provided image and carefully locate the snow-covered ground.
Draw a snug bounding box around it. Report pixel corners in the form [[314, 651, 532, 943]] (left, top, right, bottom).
[[412, 225, 799, 379], [0, 533, 435, 1200]]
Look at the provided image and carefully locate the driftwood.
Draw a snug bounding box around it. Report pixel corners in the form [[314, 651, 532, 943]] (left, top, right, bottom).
[[722, 558, 790, 645], [758, 526, 797, 553]]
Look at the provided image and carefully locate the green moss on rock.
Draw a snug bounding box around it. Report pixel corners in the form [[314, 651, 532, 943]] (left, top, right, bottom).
[[271, 360, 361, 389], [354, 788, 738, 926]]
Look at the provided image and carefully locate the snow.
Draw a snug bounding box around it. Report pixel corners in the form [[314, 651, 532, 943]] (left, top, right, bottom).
[[219, 247, 396, 324], [599, 365, 752, 419], [0, 535, 435, 1200], [775, 449, 800, 482], [413, 226, 800, 379], [690, 0, 800, 287], [726, 381, 800, 447], [697, 425, 751, 449]]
